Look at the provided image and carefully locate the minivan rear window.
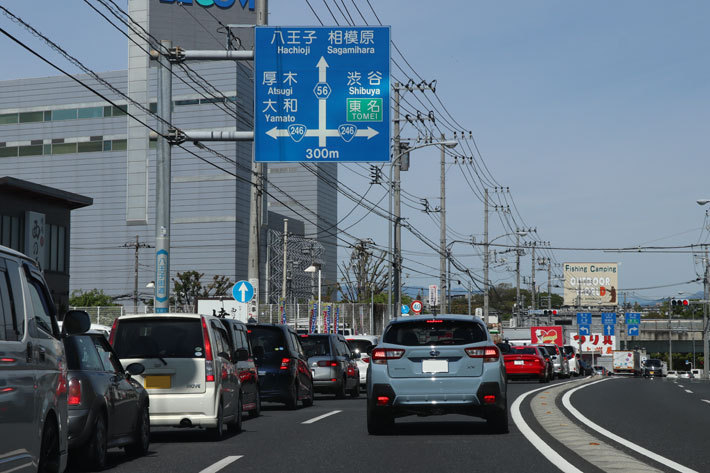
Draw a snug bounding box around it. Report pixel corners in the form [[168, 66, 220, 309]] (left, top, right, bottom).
[[645, 359, 662, 367], [383, 320, 487, 346], [248, 326, 287, 359], [347, 339, 374, 354], [113, 318, 204, 359], [300, 336, 331, 357]]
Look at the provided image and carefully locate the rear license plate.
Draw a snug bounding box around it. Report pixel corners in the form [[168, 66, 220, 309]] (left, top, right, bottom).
[[144, 375, 171, 389], [422, 359, 448, 373], [258, 370, 266, 376], [514, 360, 525, 365]]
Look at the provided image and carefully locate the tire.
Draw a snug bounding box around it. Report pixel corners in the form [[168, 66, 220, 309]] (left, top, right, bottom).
[[302, 380, 314, 407], [125, 403, 150, 458], [367, 404, 393, 435], [335, 377, 347, 399], [249, 391, 261, 418], [79, 413, 108, 470], [285, 382, 299, 410], [209, 402, 226, 440], [349, 381, 360, 398], [38, 416, 61, 473], [539, 373, 546, 383], [487, 405, 509, 434], [228, 396, 242, 433]]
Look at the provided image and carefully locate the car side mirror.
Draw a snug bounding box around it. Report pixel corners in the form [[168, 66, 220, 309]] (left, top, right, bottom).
[[218, 351, 231, 361], [126, 363, 145, 377], [236, 348, 249, 362], [253, 346, 265, 358], [62, 310, 91, 337]]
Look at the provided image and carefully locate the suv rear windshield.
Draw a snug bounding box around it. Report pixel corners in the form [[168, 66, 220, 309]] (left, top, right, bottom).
[[511, 347, 537, 355], [113, 318, 204, 359], [562, 346, 575, 355], [248, 326, 288, 359], [300, 336, 331, 357], [383, 320, 487, 346], [347, 339, 374, 354], [645, 359, 662, 368]]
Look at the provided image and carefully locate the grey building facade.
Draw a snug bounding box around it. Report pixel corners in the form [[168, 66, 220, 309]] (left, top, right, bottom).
[[0, 0, 337, 308]]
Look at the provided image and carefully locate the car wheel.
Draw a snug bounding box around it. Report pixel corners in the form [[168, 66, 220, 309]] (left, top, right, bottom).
[[335, 377, 347, 399], [539, 373, 546, 383], [302, 380, 314, 407], [125, 403, 150, 458], [38, 417, 60, 473], [228, 396, 242, 433], [210, 402, 226, 440], [79, 413, 108, 470], [367, 404, 393, 435], [285, 382, 299, 410], [487, 404, 509, 434], [249, 391, 262, 418], [349, 381, 360, 398]]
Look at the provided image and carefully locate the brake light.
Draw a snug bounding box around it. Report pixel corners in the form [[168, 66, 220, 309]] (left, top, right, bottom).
[[426, 319, 443, 323], [376, 396, 390, 406], [280, 358, 292, 370], [371, 348, 405, 364], [109, 318, 119, 346], [483, 395, 496, 405], [362, 357, 370, 364], [68, 379, 81, 405], [465, 346, 500, 362], [201, 316, 215, 382], [55, 361, 67, 397], [317, 360, 338, 367]]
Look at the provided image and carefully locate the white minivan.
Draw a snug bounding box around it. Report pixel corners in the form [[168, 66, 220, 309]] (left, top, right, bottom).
[[110, 313, 244, 439]]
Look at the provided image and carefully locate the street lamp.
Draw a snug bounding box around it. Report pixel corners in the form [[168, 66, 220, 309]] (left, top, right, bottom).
[[305, 263, 322, 333], [697, 199, 710, 379], [388, 139, 458, 322]]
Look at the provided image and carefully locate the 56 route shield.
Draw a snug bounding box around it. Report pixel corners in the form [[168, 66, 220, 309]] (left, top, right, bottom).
[[254, 26, 391, 163]]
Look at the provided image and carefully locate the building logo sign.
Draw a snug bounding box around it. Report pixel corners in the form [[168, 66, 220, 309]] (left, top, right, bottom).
[[159, 0, 254, 10]]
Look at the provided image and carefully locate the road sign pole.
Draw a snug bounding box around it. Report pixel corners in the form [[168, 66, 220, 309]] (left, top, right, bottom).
[[392, 83, 401, 322]]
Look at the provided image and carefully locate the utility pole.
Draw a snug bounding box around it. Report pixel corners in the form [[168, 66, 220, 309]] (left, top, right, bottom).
[[515, 231, 522, 325], [281, 219, 288, 304], [154, 39, 172, 314], [483, 188, 489, 326], [547, 259, 552, 309], [247, 0, 268, 319], [669, 296, 673, 371], [467, 282, 472, 316], [440, 133, 447, 314], [704, 250, 709, 379], [530, 243, 536, 310], [390, 82, 401, 321], [122, 236, 152, 314]]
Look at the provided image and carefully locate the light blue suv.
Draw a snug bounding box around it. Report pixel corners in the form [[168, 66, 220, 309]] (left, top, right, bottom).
[[366, 315, 508, 434]]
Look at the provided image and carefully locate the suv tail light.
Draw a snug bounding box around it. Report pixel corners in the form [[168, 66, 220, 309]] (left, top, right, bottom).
[[362, 357, 370, 364], [372, 348, 405, 364], [109, 318, 119, 346], [280, 358, 292, 370], [465, 346, 500, 362], [68, 379, 81, 405], [317, 360, 338, 367], [201, 316, 215, 382]]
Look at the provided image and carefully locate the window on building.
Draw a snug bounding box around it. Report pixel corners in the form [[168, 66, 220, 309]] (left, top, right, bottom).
[[77, 107, 103, 119], [0, 113, 18, 125], [112, 105, 127, 116], [51, 109, 78, 121], [112, 139, 127, 151], [0, 216, 22, 252], [52, 143, 77, 155], [19, 111, 46, 123], [18, 145, 43, 157], [77, 141, 103, 153], [0, 147, 18, 158], [44, 224, 67, 273]]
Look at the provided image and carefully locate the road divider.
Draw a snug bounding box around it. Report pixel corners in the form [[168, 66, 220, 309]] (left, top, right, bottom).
[[302, 410, 342, 424], [199, 456, 243, 473]]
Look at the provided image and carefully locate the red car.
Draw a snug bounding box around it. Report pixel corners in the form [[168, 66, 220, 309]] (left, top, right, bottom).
[[504, 345, 551, 383]]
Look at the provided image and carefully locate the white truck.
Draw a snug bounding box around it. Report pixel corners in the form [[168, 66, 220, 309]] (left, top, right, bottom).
[[612, 350, 641, 376]]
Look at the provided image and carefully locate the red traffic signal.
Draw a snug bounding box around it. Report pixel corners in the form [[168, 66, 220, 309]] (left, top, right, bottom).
[[671, 299, 689, 307]]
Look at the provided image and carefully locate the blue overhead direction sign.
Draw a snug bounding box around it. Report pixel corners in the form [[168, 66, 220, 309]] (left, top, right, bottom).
[[232, 280, 255, 303], [254, 26, 391, 163], [625, 312, 641, 325], [603, 324, 615, 336], [627, 324, 640, 336], [601, 312, 617, 325], [576, 312, 592, 325], [578, 325, 591, 336]]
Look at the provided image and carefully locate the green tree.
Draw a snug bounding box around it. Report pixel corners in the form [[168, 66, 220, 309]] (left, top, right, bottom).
[[172, 271, 234, 311], [69, 289, 119, 307]]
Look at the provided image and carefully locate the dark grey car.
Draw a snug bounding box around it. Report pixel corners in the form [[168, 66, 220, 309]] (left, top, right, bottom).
[[64, 333, 150, 470], [300, 334, 359, 398]]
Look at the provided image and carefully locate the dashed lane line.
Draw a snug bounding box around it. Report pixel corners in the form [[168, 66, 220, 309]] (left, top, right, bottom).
[[562, 381, 698, 473], [702, 399, 710, 405], [685, 389, 693, 394], [199, 456, 243, 473], [302, 410, 342, 424], [510, 379, 585, 473]]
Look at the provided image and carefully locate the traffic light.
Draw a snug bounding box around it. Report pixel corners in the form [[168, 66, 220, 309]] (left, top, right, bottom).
[[671, 299, 689, 307], [543, 309, 558, 316]]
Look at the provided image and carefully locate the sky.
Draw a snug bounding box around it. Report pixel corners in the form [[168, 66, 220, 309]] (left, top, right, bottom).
[[1, 1, 708, 304]]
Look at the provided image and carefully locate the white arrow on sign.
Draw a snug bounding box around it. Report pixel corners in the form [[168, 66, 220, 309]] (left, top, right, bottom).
[[265, 56, 380, 147], [238, 282, 249, 302]]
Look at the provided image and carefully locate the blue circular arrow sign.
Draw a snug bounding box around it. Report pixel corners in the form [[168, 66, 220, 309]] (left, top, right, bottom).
[[232, 280, 255, 303]]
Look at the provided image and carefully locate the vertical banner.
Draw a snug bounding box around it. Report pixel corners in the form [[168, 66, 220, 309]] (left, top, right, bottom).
[[324, 304, 332, 333], [24, 211, 46, 268], [311, 301, 318, 333], [335, 306, 340, 334], [280, 298, 286, 325]]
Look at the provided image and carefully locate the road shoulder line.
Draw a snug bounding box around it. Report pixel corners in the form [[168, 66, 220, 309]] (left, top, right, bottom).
[[301, 409, 342, 424]]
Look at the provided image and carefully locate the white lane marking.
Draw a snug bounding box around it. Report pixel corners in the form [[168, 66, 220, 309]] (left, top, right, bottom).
[[199, 456, 243, 473], [678, 384, 684, 388], [685, 389, 694, 394], [302, 410, 342, 424], [511, 379, 585, 473], [562, 380, 698, 473], [702, 400, 710, 405]]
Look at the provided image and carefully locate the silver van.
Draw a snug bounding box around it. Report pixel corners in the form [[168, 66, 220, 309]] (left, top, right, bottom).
[[0, 245, 89, 473]]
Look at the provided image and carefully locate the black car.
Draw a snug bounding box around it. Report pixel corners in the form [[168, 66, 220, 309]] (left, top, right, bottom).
[[64, 332, 150, 470], [300, 334, 360, 398], [247, 324, 314, 409], [643, 358, 664, 377], [220, 318, 261, 417]]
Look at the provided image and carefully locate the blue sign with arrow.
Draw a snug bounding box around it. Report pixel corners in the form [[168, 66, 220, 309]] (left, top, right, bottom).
[[578, 325, 591, 336], [627, 324, 640, 336], [603, 324, 615, 336], [576, 312, 592, 325], [601, 312, 617, 325], [232, 280, 255, 303], [254, 26, 391, 162]]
